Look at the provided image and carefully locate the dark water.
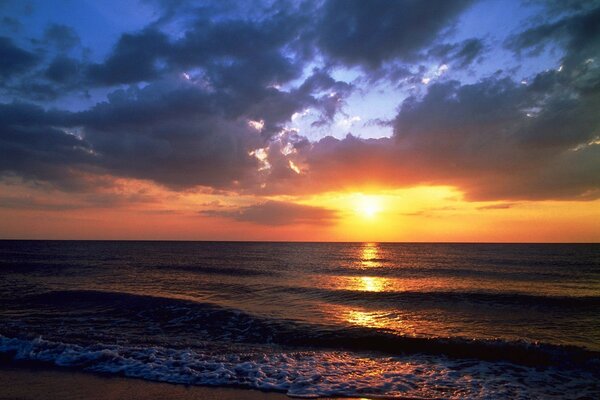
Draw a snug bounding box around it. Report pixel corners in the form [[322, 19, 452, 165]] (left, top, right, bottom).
[[1, 241, 599, 398]]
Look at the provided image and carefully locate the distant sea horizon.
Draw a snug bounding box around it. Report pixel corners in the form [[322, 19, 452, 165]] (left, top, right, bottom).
[[1, 239, 598, 243]]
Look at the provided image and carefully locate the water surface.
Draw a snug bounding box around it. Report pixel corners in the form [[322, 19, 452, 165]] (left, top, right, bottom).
[[1, 241, 599, 398]]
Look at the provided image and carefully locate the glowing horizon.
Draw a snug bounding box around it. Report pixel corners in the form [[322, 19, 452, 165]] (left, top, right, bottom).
[[1, 177, 598, 242]]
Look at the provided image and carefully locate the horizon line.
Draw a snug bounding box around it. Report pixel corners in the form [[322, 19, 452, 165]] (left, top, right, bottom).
[[0, 239, 598, 244]]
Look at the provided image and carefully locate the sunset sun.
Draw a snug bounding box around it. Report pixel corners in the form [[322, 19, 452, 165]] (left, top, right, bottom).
[[355, 195, 382, 219]]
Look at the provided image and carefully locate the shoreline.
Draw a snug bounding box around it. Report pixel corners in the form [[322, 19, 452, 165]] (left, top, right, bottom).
[[0, 364, 293, 400]]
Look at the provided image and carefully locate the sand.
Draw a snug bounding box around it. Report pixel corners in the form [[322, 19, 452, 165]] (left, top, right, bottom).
[[0, 365, 291, 400]]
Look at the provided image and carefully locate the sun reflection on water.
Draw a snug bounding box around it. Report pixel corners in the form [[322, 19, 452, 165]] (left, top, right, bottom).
[[339, 307, 417, 334], [356, 276, 385, 292], [345, 309, 386, 329], [360, 242, 382, 268]]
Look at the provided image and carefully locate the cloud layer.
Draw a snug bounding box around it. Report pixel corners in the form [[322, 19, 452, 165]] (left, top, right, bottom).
[[201, 200, 339, 226], [0, 0, 599, 212]]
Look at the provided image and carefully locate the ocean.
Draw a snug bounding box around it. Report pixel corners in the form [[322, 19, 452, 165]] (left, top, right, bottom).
[[0, 241, 598, 398]]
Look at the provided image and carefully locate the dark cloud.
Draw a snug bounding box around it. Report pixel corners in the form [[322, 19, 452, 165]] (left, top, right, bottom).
[[0, 186, 156, 210], [297, 68, 354, 126], [0, 64, 354, 191], [1, 16, 21, 33], [429, 38, 487, 68], [4, 67, 598, 201], [76, 71, 351, 188], [539, 0, 600, 13], [0, 195, 79, 211], [142, 0, 192, 26], [0, 0, 598, 205], [87, 29, 171, 85], [74, 80, 264, 189], [477, 203, 518, 210], [201, 200, 339, 225], [43, 24, 80, 52], [316, 0, 473, 69], [86, 7, 308, 90], [0, 103, 96, 188], [45, 56, 79, 83], [505, 4, 600, 69], [364, 118, 394, 128], [11, 82, 60, 101], [86, 1, 474, 89], [0, 101, 70, 126], [262, 68, 600, 201], [0, 36, 37, 77]]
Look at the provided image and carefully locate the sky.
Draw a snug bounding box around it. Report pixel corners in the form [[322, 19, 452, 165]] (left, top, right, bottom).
[[0, 0, 599, 242]]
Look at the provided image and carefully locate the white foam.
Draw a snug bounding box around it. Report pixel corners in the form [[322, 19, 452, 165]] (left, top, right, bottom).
[[1, 335, 598, 399]]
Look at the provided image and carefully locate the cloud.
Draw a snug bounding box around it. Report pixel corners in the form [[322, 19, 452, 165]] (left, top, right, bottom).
[[428, 38, 487, 68], [43, 24, 80, 52], [505, 4, 600, 69], [1, 61, 356, 191], [0, 102, 96, 188], [0, 66, 349, 190], [45, 56, 79, 83], [477, 203, 518, 210], [259, 68, 600, 201], [0, 195, 80, 211], [79, 68, 350, 187], [297, 68, 354, 126], [0, 0, 598, 206], [76, 80, 266, 189], [0, 0, 472, 103], [5, 66, 597, 201], [1, 16, 21, 33], [87, 29, 171, 85], [0, 24, 82, 100], [315, 0, 473, 69], [0, 36, 38, 77], [85, 6, 308, 90], [201, 200, 339, 226], [83, 1, 476, 89]]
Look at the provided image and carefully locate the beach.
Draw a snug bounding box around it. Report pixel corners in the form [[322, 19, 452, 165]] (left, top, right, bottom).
[[0, 365, 289, 400]]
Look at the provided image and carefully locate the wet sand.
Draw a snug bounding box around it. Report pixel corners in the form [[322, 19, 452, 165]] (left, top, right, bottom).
[[0, 365, 290, 400]]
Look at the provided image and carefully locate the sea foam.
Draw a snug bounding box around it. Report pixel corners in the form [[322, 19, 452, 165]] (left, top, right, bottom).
[[1, 335, 598, 399]]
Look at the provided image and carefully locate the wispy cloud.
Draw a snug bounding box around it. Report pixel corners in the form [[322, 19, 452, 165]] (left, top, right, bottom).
[[200, 200, 339, 226]]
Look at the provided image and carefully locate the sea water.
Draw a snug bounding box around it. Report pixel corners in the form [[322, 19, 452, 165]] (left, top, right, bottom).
[[1, 241, 599, 398]]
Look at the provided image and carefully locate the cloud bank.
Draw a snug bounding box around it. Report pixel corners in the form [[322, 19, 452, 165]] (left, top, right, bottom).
[[0, 0, 599, 214]]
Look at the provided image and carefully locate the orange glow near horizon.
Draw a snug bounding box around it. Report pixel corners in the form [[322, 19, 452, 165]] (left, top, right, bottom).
[[0, 179, 598, 242]]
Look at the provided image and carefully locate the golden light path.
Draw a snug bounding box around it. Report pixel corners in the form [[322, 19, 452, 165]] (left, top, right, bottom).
[[326, 242, 418, 333], [360, 242, 382, 267]]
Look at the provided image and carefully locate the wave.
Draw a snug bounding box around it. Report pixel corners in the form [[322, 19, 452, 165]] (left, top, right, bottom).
[[0, 261, 273, 278], [3, 257, 597, 282], [148, 264, 272, 276], [312, 263, 599, 281], [1, 335, 599, 398], [275, 286, 600, 309], [0, 261, 87, 273], [12, 290, 600, 369]]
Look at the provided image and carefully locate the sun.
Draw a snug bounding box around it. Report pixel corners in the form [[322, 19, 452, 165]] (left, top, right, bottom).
[[355, 195, 382, 219]]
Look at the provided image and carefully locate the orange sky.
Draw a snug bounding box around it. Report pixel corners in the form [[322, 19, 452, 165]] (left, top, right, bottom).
[[1, 178, 598, 242]]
